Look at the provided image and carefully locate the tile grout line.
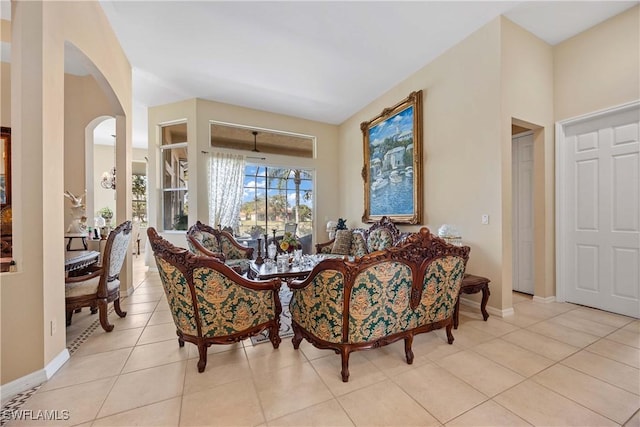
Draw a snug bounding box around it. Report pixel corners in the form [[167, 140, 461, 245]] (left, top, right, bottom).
[[456, 310, 639, 425], [0, 264, 154, 425]]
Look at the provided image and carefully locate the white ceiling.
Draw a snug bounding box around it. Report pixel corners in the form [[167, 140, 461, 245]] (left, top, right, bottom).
[[2, 1, 637, 148]]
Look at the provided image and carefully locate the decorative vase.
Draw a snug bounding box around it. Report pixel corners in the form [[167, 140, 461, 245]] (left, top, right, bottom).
[[100, 226, 110, 240]]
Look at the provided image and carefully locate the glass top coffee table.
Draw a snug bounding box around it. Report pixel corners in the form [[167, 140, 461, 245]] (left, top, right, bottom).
[[248, 254, 345, 281], [248, 260, 313, 281]]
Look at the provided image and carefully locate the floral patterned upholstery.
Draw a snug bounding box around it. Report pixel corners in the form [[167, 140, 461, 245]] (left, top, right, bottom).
[[192, 267, 276, 337], [366, 228, 394, 253], [350, 232, 368, 257], [187, 221, 254, 274], [289, 270, 345, 344], [187, 230, 220, 254], [292, 227, 470, 382], [219, 235, 247, 259], [348, 262, 413, 343], [156, 257, 198, 336], [415, 256, 467, 323], [316, 216, 408, 257], [149, 227, 280, 373]]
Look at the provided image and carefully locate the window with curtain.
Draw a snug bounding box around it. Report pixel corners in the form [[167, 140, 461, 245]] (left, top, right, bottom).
[[208, 152, 245, 232]]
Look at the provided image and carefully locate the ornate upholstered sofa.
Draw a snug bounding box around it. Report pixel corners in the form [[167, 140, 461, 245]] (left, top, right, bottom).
[[187, 221, 254, 274], [148, 227, 282, 372], [290, 227, 470, 382], [315, 216, 409, 257]]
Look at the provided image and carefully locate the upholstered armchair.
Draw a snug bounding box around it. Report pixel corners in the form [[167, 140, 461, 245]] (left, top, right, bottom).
[[65, 220, 132, 332], [148, 227, 282, 372], [187, 221, 254, 274]]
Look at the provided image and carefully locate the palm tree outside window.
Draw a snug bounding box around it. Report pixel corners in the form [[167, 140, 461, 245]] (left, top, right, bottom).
[[239, 165, 313, 239]]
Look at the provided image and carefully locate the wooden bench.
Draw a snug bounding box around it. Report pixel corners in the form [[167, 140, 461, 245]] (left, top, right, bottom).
[[454, 274, 490, 329]]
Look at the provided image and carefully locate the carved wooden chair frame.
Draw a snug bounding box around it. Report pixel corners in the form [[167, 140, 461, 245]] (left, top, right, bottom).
[[65, 220, 132, 332], [187, 220, 254, 260], [148, 227, 281, 372]]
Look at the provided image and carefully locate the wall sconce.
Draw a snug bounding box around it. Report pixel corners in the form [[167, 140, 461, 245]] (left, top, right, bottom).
[[100, 167, 116, 190]]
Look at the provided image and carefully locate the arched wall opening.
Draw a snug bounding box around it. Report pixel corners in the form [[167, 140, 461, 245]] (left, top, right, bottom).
[[3, 1, 132, 393]]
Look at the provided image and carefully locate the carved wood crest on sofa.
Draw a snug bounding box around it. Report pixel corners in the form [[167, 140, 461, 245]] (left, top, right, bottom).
[[148, 227, 281, 373], [315, 216, 410, 257], [291, 227, 470, 382]]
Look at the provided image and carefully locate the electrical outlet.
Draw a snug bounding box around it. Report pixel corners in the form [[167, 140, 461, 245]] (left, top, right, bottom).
[[51, 319, 57, 336], [481, 214, 490, 225]]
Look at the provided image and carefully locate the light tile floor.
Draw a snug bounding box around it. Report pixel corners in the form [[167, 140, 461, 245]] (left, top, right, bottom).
[[5, 254, 640, 426]]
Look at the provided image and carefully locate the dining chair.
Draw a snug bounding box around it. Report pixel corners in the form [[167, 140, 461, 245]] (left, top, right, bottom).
[[64, 220, 132, 332]]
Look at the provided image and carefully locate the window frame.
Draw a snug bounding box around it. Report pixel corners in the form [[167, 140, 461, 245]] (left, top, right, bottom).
[[160, 141, 188, 231], [240, 164, 314, 238]]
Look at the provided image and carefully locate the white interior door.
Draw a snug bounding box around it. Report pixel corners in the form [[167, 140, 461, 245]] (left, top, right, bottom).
[[557, 103, 640, 318], [513, 133, 535, 294]]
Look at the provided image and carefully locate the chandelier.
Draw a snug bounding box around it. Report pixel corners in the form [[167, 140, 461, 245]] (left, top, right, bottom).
[[100, 167, 116, 190]]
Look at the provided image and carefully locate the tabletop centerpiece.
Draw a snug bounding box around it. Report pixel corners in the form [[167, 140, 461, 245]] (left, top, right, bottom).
[[279, 231, 300, 254]]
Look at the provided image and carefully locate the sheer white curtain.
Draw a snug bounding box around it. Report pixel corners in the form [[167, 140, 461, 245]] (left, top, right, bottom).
[[208, 152, 245, 232]]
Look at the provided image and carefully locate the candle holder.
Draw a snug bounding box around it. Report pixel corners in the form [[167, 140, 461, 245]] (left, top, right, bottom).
[[254, 238, 264, 265], [272, 229, 278, 253], [266, 233, 277, 262]]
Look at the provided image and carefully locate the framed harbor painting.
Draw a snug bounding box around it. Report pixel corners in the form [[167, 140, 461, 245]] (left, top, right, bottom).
[[361, 90, 423, 224]]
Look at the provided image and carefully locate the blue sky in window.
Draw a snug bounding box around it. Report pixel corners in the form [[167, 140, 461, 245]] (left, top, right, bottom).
[[242, 167, 313, 207]]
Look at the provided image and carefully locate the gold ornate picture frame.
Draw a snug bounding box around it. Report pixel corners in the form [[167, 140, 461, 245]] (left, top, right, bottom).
[[361, 90, 423, 224]]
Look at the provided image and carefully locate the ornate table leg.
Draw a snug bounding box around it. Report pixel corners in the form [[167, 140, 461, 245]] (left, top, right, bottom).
[[480, 285, 490, 321], [456, 274, 490, 329]]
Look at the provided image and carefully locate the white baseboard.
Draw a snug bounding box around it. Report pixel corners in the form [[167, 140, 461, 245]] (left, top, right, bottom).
[[459, 297, 514, 318], [121, 285, 135, 297], [0, 370, 47, 405], [459, 296, 481, 310], [498, 307, 515, 317], [45, 349, 70, 380], [1, 348, 69, 404], [533, 295, 556, 303]]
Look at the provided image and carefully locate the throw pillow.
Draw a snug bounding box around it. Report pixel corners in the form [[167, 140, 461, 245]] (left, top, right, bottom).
[[331, 230, 352, 255], [351, 232, 368, 257]]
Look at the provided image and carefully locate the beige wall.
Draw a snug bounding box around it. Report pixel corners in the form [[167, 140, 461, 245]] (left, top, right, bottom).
[[500, 17, 555, 305], [1, 19, 10, 127], [337, 8, 637, 313], [339, 19, 505, 308], [64, 74, 113, 227], [91, 146, 146, 223], [93, 144, 117, 219], [554, 5, 640, 121], [147, 98, 339, 248], [1, 62, 9, 127], [2, 0, 131, 385]]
